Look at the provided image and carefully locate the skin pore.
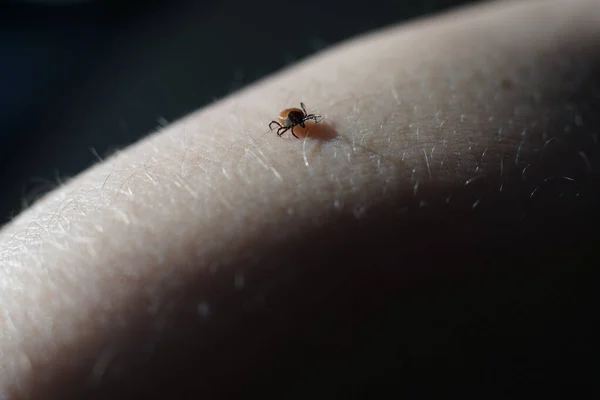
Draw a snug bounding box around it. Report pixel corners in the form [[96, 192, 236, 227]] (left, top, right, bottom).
[[1, 0, 598, 398]]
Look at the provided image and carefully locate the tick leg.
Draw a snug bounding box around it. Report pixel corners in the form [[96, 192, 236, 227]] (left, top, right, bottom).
[[277, 127, 289, 137], [301, 102, 307, 115], [269, 120, 282, 130], [306, 114, 320, 123], [291, 126, 299, 139]]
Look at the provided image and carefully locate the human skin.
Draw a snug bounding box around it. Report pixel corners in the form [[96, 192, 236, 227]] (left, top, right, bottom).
[[1, 0, 598, 398]]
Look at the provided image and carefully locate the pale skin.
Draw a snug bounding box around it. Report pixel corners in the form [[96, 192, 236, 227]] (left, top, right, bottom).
[[1, 0, 598, 397]]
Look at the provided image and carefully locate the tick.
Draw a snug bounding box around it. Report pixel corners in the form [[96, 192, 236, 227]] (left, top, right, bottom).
[[269, 102, 321, 138]]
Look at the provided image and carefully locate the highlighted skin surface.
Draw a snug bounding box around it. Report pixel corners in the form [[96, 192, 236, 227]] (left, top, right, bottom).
[[1, 0, 599, 398]]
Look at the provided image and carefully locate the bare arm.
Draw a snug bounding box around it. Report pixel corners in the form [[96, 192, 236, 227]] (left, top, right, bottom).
[[1, 0, 598, 397]]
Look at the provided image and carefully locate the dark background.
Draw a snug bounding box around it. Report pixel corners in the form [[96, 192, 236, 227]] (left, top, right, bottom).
[[0, 0, 480, 222], [1, 1, 596, 398]]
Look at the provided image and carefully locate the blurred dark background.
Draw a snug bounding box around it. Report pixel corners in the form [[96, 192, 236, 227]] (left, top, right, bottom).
[[0, 0, 483, 222]]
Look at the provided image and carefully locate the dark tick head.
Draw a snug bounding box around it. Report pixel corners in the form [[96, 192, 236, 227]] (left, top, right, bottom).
[[287, 109, 305, 125]]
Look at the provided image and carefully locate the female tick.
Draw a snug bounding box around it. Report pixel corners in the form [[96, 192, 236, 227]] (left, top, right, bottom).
[[269, 102, 321, 138]]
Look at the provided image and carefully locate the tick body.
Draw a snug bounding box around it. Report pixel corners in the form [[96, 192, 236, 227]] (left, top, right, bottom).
[[269, 102, 321, 138]]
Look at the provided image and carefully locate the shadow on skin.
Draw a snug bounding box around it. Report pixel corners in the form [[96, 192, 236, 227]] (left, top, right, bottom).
[[294, 121, 338, 141]]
